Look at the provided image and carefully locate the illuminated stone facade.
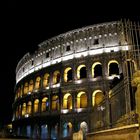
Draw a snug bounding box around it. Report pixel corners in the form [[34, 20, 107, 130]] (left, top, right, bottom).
[[12, 20, 140, 139]]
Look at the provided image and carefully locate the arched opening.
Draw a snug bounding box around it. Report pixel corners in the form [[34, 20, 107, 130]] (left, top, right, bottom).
[[34, 99, 39, 113], [17, 87, 21, 98], [29, 80, 34, 92], [43, 73, 50, 88], [42, 97, 49, 112], [77, 65, 87, 79], [92, 90, 104, 106], [41, 124, 48, 139], [27, 101, 32, 114], [35, 77, 41, 90], [51, 124, 58, 139], [21, 85, 23, 96], [64, 67, 72, 82], [67, 69, 72, 82], [24, 82, 28, 95], [33, 125, 40, 139], [22, 103, 26, 116], [92, 62, 102, 78], [108, 60, 119, 76], [26, 125, 31, 138], [53, 71, 61, 84], [62, 122, 72, 138], [52, 95, 59, 111], [63, 93, 72, 109], [77, 92, 87, 108]]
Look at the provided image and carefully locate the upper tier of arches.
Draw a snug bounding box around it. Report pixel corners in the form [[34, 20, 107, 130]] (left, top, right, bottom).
[[16, 21, 129, 83], [15, 60, 121, 100]]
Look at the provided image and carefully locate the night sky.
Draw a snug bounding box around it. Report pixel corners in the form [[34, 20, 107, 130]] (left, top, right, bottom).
[[1, 1, 139, 126]]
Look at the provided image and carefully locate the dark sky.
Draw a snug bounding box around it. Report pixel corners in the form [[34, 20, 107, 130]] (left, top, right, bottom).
[[1, 1, 140, 125]]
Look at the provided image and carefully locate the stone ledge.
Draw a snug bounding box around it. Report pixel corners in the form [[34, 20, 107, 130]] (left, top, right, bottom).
[[87, 124, 139, 140]]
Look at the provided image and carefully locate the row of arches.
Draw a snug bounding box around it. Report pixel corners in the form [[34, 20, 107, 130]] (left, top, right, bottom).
[[15, 60, 120, 99], [17, 121, 88, 139], [15, 90, 104, 118]]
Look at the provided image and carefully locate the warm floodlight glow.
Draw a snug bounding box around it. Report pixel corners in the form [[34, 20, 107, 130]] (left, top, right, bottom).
[[25, 114, 29, 118], [61, 109, 69, 114], [76, 108, 85, 113], [121, 45, 129, 51], [92, 90, 104, 106], [62, 54, 73, 61], [52, 83, 60, 88]]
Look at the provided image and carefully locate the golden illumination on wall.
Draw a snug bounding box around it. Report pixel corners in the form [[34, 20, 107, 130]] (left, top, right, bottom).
[[29, 80, 34, 92], [24, 82, 28, 95], [53, 71, 60, 84], [77, 65, 86, 79], [109, 90, 112, 98], [20, 85, 23, 97], [77, 91, 87, 108], [35, 77, 41, 90], [92, 62, 102, 78], [108, 60, 119, 76], [34, 99, 39, 113], [43, 73, 50, 88], [27, 101, 32, 114], [63, 93, 72, 109], [22, 103, 26, 116], [52, 95, 59, 110], [68, 122, 72, 128], [17, 87, 20, 98], [42, 97, 48, 112], [92, 90, 104, 106], [64, 67, 72, 82]]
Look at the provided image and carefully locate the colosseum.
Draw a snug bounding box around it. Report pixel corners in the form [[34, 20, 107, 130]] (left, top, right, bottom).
[[12, 19, 140, 140]]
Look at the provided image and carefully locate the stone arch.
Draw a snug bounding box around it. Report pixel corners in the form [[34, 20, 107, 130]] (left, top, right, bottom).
[[29, 80, 34, 92], [63, 93, 72, 109], [77, 91, 87, 108], [24, 82, 28, 95], [22, 103, 26, 116], [43, 73, 50, 88], [34, 99, 39, 113], [62, 122, 72, 138], [64, 67, 72, 82], [17, 87, 21, 98], [92, 62, 102, 78], [41, 124, 48, 139], [53, 71, 61, 84], [92, 90, 104, 106], [27, 101, 32, 114], [51, 123, 58, 139], [77, 65, 87, 79], [108, 60, 119, 76], [21, 85, 23, 96], [41, 97, 49, 112], [35, 76, 41, 90], [52, 95, 59, 110]]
